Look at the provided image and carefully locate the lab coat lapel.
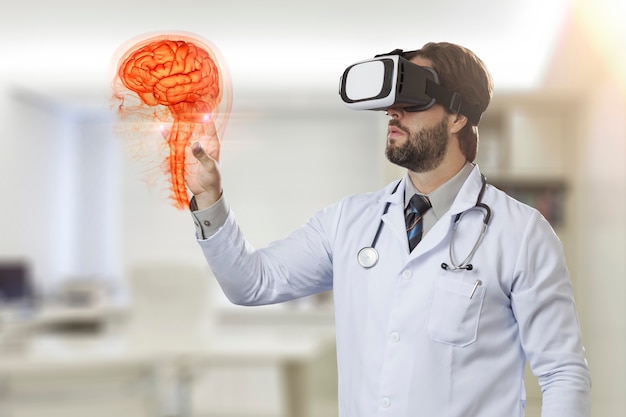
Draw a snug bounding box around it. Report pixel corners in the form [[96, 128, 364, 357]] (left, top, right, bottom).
[[380, 177, 410, 248], [409, 214, 451, 258], [449, 165, 485, 216]]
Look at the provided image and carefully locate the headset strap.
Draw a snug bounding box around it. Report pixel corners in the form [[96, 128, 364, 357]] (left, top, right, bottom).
[[425, 81, 482, 126]]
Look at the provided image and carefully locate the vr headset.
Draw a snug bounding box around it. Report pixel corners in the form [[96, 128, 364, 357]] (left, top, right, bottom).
[[339, 49, 482, 126]]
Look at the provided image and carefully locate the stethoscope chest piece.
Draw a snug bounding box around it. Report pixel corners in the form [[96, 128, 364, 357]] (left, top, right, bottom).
[[357, 246, 379, 268]]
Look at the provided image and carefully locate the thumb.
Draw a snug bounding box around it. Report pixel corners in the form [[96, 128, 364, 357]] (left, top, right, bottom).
[[191, 142, 216, 166]]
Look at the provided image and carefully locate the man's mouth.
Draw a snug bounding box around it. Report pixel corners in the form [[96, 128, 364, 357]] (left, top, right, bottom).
[[388, 124, 407, 138]]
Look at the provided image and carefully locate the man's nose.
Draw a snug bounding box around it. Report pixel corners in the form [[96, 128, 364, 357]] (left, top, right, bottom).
[[386, 107, 403, 119]]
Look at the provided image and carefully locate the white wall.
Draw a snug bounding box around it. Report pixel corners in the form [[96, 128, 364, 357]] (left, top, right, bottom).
[[1, 87, 388, 297], [575, 79, 626, 416], [0, 90, 122, 297]]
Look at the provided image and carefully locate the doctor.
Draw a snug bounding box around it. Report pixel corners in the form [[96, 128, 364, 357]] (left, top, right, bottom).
[[186, 42, 591, 417]]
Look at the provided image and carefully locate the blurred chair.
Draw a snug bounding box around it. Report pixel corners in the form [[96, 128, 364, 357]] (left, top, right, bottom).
[[121, 262, 333, 417], [124, 263, 216, 351], [124, 262, 216, 416]]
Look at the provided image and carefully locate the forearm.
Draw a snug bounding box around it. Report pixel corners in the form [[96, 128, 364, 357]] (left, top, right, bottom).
[[198, 212, 271, 305], [196, 208, 334, 306], [540, 363, 591, 417]]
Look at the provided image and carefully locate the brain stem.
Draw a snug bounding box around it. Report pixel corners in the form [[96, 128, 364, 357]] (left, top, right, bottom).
[[167, 119, 192, 209]]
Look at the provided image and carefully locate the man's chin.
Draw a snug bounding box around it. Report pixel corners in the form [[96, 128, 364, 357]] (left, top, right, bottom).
[[385, 151, 408, 170]]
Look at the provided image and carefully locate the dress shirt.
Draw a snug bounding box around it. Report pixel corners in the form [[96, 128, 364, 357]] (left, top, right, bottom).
[[404, 162, 473, 236]]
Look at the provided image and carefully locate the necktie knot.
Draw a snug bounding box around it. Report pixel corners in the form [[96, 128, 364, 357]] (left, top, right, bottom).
[[407, 194, 431, 215]]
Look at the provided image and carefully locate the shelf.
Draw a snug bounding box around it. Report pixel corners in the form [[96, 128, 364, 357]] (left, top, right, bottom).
[[490, 179, 568, 227]]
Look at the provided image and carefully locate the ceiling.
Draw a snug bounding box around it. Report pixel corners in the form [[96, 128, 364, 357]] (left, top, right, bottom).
[[2, 0, 621, 109]]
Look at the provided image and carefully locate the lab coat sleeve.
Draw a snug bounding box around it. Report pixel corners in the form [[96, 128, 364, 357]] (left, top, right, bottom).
[[510, 211, 591, 417], [196, 203, 337, 306]]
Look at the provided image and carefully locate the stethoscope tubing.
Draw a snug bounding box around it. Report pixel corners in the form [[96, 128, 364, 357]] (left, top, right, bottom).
[[357, 181, 400, 269]]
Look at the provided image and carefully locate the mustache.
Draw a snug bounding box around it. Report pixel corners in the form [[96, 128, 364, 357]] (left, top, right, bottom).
[[388, 119, 409, 133]]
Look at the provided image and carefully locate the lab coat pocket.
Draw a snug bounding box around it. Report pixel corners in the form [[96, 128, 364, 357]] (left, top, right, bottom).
[[427, 276, 486, 347]]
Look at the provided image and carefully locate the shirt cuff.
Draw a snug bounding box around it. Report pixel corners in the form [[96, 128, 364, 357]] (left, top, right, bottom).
[[190, 194, 229, 239]]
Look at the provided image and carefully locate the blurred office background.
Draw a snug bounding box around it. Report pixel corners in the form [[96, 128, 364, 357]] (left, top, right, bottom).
[[0, 0, 624, 416]]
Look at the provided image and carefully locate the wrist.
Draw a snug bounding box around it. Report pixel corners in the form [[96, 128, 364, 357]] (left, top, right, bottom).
[[193, 190, 222, 211]]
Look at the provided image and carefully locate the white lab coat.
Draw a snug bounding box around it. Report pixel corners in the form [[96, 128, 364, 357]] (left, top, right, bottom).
[[198, 165, 591, 417]]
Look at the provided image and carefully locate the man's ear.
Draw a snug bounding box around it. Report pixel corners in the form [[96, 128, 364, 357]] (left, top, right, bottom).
[[449, 113, 468, 134]]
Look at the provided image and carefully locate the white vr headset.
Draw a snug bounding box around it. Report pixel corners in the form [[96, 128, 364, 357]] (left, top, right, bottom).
[[339, 49, 482, 126]]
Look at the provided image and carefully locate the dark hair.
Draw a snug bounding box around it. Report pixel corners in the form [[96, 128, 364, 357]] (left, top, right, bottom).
[[405, 42, 493, 162]]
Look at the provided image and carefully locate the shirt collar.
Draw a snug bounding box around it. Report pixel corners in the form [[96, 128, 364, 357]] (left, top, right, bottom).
[[404, 162, 474, 219]]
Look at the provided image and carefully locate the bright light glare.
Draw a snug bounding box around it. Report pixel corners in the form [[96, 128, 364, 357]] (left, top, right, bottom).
[[477, 0, 571, 90], [575, 0, 626, 90]]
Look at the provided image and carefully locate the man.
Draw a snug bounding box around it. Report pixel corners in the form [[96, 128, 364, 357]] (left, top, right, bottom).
[[185, 42, 591, 417]]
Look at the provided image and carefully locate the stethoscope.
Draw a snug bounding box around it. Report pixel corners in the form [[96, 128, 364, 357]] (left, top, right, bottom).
[[357, 175, 491, 271]]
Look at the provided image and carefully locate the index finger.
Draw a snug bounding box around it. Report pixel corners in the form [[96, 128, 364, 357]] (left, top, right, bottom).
[[199, 116, 221, 161], [202, 115, 218, 140]]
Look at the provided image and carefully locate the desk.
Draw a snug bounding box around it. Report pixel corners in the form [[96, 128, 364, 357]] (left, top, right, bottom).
[[188, 329, 333, 417], [32, 304, 129, 327], [0, 324, 334, 417]]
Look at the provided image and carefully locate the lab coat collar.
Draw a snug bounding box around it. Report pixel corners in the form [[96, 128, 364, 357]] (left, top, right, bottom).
[[449, 165, 485, 216], [378, 165, 484, 213], [380, 177, 406, 206], [409, 166, 485, 259], [377, 165, 486, 258]]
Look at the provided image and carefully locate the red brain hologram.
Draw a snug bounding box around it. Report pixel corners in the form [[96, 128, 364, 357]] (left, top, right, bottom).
[[112, 33, 232, 209]]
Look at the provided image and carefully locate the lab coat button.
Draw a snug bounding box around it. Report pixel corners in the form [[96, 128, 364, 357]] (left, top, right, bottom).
[[390, 332, 400, 343], [381, 397, 391, 408], [402, 270, 412, 279]]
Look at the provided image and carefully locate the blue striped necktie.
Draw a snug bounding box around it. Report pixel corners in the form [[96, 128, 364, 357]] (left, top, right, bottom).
[[406, 194, 432, 252]]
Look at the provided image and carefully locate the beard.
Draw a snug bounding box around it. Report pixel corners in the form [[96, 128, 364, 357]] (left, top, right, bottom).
[[385, 117, 449, 173]]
